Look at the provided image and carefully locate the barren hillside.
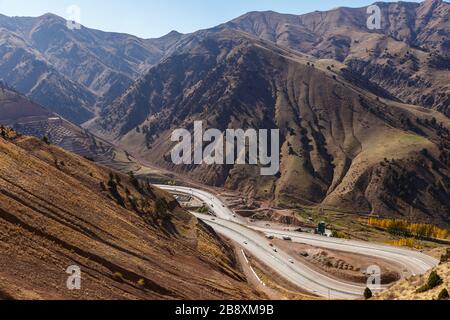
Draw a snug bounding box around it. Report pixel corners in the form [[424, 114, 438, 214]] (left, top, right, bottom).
[[375, 260, 449, 300], [93, 29, 450, 227], [0, 129, 259, 300], [0, 13, 183, 123], [224, 0, 450, 115]]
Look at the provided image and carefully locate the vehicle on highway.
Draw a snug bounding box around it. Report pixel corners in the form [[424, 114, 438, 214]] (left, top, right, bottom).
[[289, 259, 294, 264], [273, 248, 278, 253], [283, 236, 292, 241], [244, 241, 248, 245], [266, 235, 274, 240]]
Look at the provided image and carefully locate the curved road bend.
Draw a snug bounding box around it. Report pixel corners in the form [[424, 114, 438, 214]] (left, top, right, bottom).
[[198, 214, 365, 299], [155, 185, 439, 299]]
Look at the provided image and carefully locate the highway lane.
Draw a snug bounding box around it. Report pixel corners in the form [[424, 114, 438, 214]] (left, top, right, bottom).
[[250, 226, 437, 276], [156, 185, 246, 223], [156, 184, 440, 298], [196, 214, 365, 299]]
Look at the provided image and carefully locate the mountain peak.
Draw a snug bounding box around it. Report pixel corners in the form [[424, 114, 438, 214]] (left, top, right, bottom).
[[421, 0, 446, 8], [235, 10, 294, 19], [424, 0, 444, 4], [34, 12, 67, 27], [37, 12, 64, 21], [168, 30, 181, 35]]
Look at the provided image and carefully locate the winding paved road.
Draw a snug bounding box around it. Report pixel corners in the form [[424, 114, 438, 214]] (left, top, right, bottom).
[[156, 185, 439, 299]]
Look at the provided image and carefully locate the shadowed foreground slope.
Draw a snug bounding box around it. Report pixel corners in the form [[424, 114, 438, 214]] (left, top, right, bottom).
[[0, 129, 259, 300]]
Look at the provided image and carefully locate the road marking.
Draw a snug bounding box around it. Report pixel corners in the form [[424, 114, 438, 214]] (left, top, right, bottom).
[[242, 249, 266, 287], [250, 265, 266, 287], [242, 249, 249, 264]]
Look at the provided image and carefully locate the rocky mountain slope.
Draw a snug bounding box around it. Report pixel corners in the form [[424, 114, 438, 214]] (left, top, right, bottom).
[[0, 26, 96, 123], [1, 1, 447, 123], [0, 83, 143, 174], [93, 28, 450, 227], [223, 0, 450, 115], [0, 13, 182, 124], [0, 129, 258, 300]]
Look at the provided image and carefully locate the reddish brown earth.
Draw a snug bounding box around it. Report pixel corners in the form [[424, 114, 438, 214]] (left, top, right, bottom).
[[0, 130, 261, 300]]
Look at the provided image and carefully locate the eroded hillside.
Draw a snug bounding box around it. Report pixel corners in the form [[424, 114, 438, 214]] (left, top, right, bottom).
[[0, 129, 259, 300], [224, 0, 450, 115], [94, 29, 450, 227], [0, 13, 183, 123]]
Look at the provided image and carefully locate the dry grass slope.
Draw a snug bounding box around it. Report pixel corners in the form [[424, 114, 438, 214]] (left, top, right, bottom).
[[375, 261, 449, 300], [0, 131, 260, 300]]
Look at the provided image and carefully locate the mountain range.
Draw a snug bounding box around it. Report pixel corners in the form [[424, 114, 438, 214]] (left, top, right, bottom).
[[93, 27, 450, 227], [0, 0, 449, 227], [0, 13, 182, 123], [224, 0, 450, 114]]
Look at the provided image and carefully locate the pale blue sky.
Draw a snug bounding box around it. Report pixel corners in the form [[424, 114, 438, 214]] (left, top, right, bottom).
[[0, 0, 423, 38]]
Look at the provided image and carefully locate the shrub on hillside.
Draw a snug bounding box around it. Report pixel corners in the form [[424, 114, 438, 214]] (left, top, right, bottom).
[[437, 288, 449, 300], [440, 249, 450, 263], [0, 126, 6, 139], [107, 175, 126, 207], [416, 271, 443, 293], [331, 230, 349, 239], [197, 206, 209, 214], [137, 278, 146, 287], [156, 198, 169, 214], [364, 288, 373, 300], [113, 272, 124, 283], [128, 171, 142, 192]]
